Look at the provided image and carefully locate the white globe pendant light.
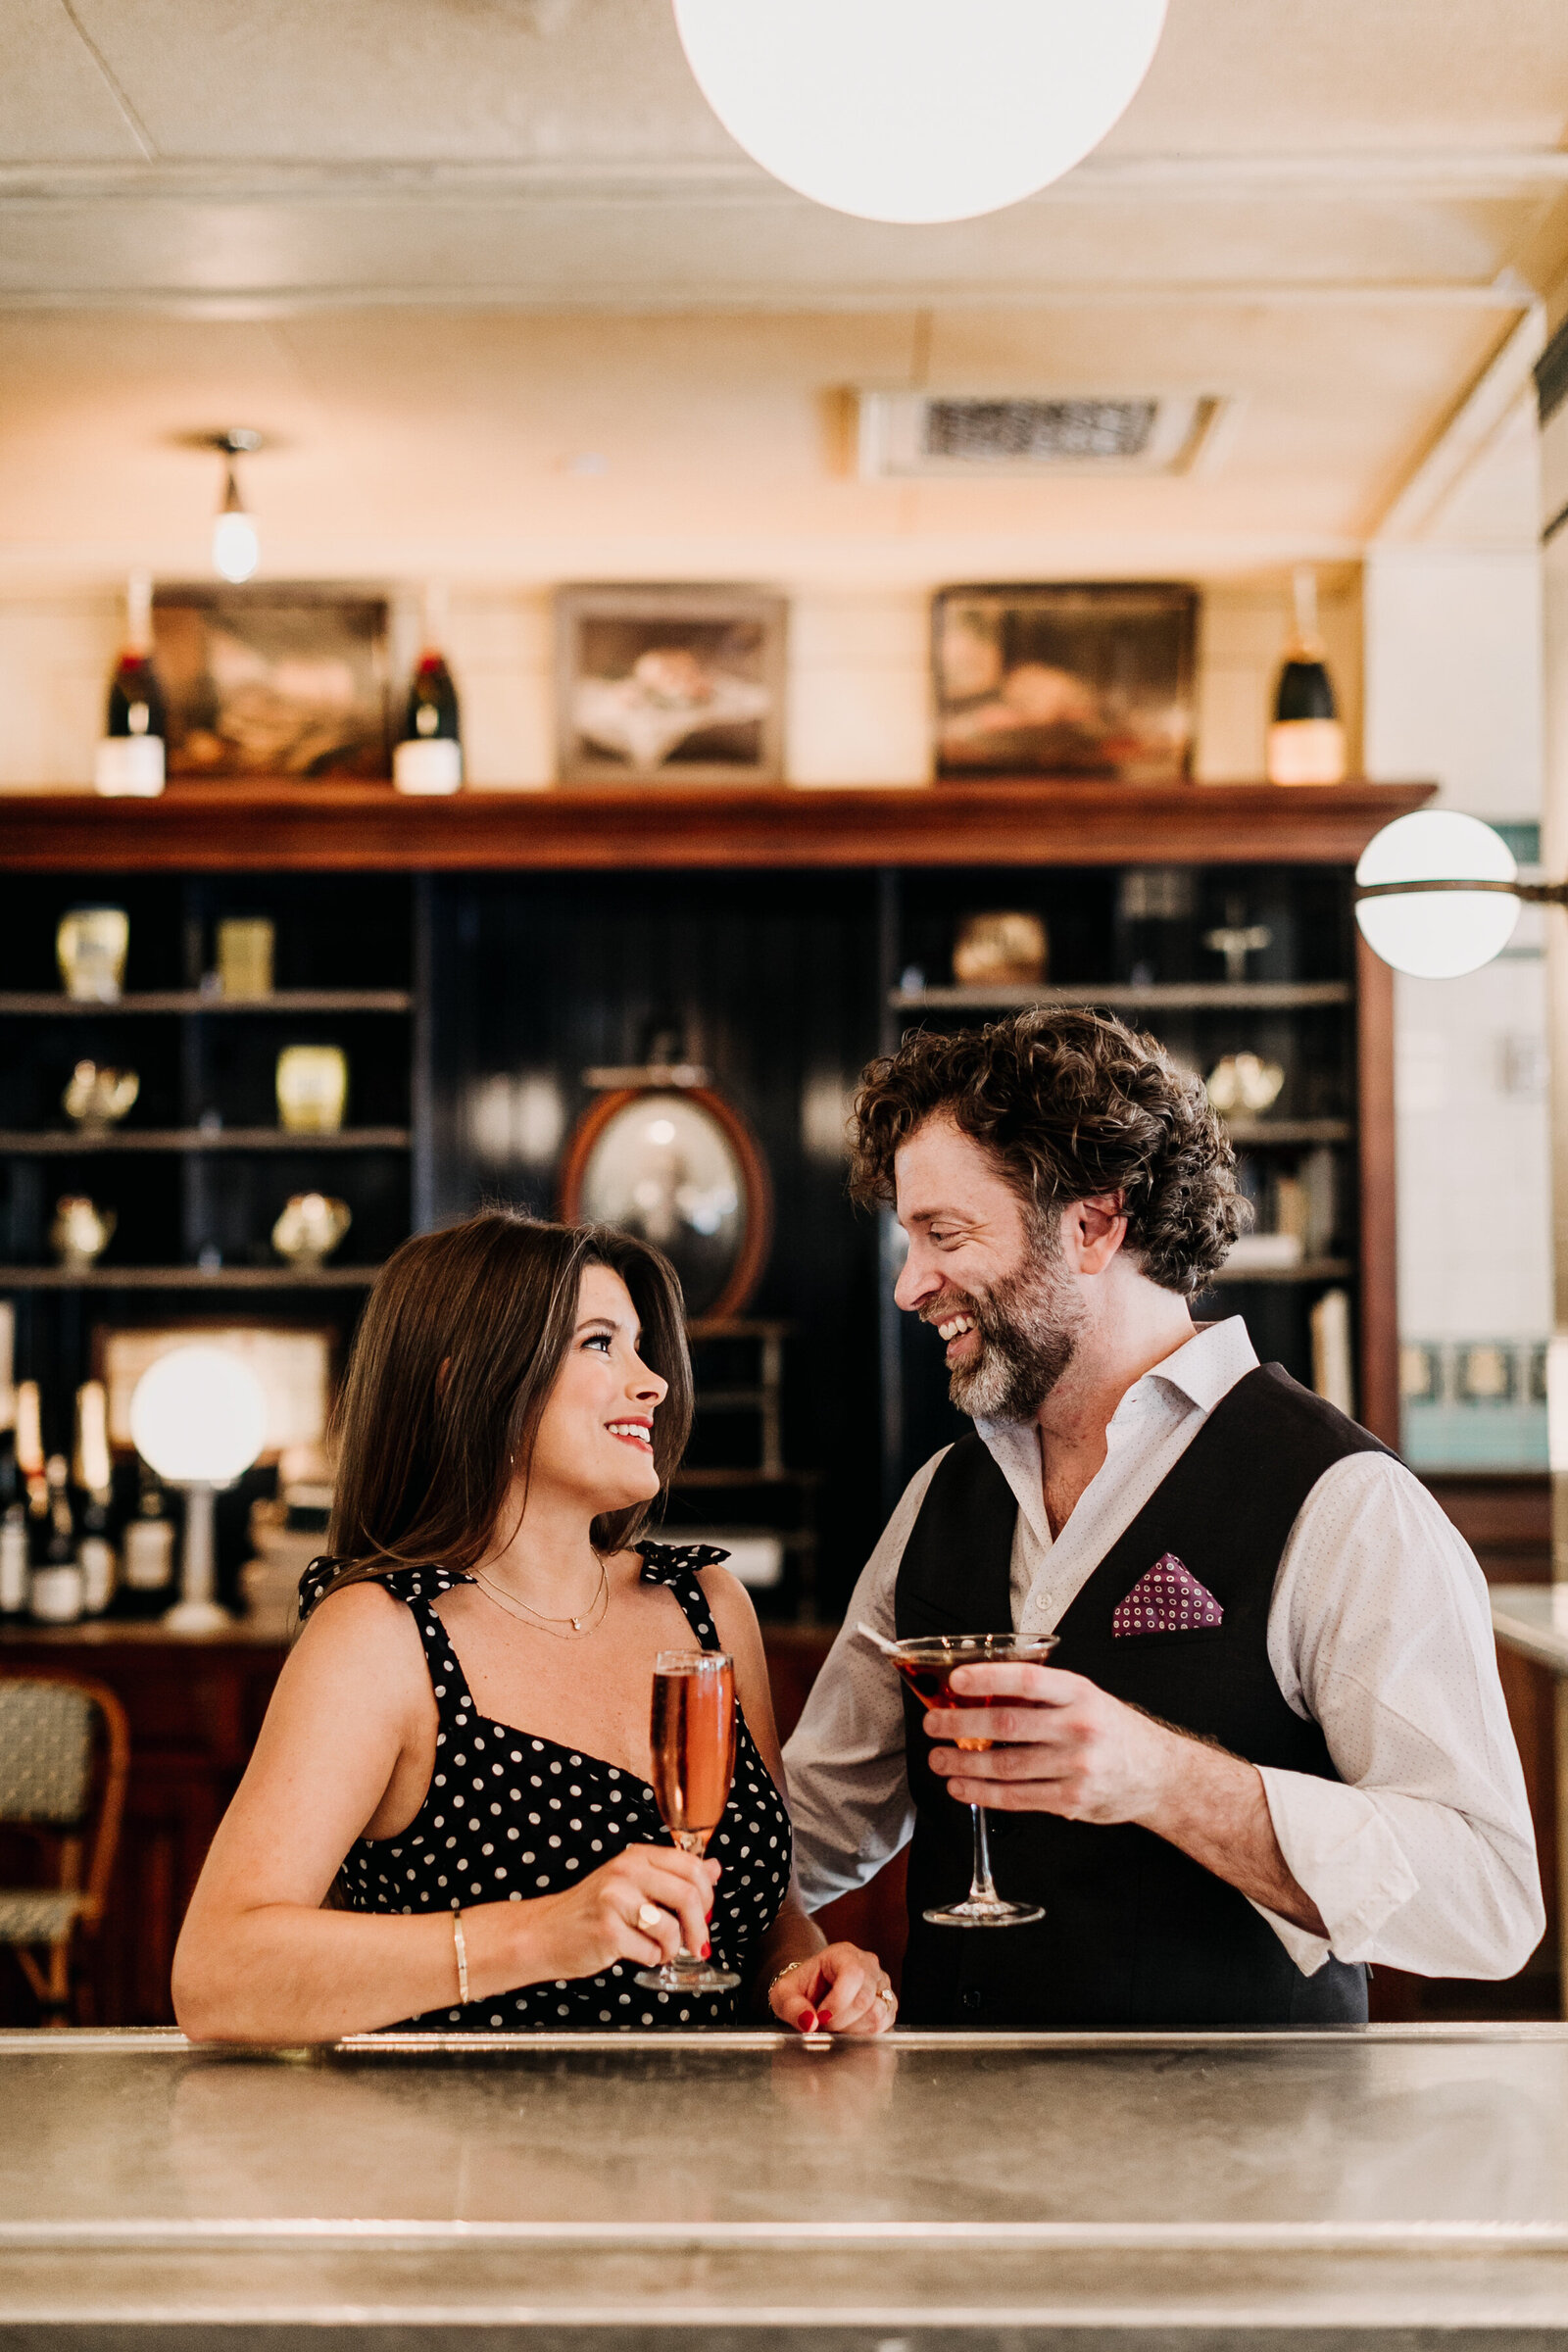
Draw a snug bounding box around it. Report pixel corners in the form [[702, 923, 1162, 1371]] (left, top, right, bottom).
[[1354, 811, 1521, 981], [671, 0, 1169, 226]]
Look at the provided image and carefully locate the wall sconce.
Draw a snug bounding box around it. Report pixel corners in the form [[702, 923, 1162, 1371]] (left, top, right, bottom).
[[209, 428, 263, 582], [1354, 810, 1564, 980]]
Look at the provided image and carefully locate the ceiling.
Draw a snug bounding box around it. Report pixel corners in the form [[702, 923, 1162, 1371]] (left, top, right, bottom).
[[0, 0, 1563, 580]]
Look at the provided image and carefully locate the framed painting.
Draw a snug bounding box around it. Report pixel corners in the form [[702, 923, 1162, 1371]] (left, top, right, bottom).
[[933, 582, 1198, 783], [555, 585, 786, 784], [152, 585, 392, 781]]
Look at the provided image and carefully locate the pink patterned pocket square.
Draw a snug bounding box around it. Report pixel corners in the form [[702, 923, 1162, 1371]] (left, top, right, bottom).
[[1111, 1554, 1224, 1638]]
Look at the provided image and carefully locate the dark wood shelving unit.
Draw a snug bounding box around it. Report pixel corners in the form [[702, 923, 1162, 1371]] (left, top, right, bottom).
[[0, 775, 1433, 2028]]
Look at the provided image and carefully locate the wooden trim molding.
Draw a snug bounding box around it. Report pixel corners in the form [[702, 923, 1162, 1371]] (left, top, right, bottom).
[[1355, 930, 1400, 1447], [0, 777, 1436, 873]]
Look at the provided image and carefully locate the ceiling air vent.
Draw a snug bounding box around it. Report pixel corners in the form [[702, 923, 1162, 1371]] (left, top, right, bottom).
[[857, 391, 1226, 479]]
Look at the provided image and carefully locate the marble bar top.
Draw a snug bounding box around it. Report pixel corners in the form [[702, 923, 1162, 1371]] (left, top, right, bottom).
[[1491, 1582, 1568, 1676], [3, 2026, 1568, 2343]]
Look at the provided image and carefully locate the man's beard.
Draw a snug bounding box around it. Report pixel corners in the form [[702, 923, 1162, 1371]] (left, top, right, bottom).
[[930, 1241, 1084, 1423]]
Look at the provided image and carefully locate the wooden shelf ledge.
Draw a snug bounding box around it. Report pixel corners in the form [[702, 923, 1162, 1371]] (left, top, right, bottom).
[[0, 778, 1436, 872], [0, 1128, 410, 1153]]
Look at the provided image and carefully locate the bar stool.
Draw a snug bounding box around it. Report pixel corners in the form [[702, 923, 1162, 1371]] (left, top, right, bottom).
[[0, 1676, 129, 2026]]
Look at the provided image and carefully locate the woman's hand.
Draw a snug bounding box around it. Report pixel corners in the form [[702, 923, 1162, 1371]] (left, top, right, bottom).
[[518, 1844, 719, 1985], [766, 1943, 898, 2036]]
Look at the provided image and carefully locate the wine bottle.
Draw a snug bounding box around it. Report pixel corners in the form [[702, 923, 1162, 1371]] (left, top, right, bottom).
[[393, 588, 463, 795], [15, 1380, 48, 1540], [74, 1380, 118, 1617], [122, 1458, 175, 1597], [31, 1453, 83, 1624], [1266, 568, 1347, 787], [0, 1373, 24, 1618], [94, 572, 167, 798]]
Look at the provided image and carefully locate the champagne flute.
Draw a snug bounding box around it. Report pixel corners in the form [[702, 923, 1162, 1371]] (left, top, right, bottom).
[[634, 1648, 742, 1993], [888, 1632, 1059, 1927]]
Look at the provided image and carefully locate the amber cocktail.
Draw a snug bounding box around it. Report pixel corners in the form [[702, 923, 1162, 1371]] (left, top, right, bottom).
[[889, 1632, 1059, 1928]]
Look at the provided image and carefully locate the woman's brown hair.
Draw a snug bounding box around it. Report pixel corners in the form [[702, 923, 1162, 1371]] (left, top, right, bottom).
[[306, 1210, 693, 1608]]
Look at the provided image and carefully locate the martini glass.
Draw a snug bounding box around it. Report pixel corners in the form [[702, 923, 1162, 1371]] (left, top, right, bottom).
[[888, 1632, 1059, 1927]]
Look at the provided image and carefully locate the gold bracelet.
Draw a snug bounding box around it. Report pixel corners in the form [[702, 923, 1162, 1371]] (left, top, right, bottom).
[[766, 1959, 808, 2003], [452, 1909, 469, 2006]]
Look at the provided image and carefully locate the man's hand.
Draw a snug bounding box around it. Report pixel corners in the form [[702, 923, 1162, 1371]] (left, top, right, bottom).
[[925, 1661, 1177, 1823], [924, 1661, 1327, 1936]]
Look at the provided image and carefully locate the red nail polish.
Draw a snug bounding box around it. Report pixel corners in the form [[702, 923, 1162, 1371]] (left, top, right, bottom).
[[701, 1940, 710, 1959], [816, 2011, 832, 2027], [799, 2009, 815, 2031]]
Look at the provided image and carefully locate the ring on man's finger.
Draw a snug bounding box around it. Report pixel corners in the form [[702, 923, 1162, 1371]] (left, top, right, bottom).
[[637, 1902, 665, 1932]]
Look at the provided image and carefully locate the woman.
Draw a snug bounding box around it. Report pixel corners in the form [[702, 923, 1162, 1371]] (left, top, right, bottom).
[[173, 1211, 894, 2041]]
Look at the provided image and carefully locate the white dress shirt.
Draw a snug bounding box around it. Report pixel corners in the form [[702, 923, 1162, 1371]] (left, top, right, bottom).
[[783, 1317, 1544, 1981]]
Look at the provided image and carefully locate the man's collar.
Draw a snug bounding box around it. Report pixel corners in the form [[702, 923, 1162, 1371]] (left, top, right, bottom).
[[972, 1315, 1259, 1535], [1132, 1314, 1259, 1415]]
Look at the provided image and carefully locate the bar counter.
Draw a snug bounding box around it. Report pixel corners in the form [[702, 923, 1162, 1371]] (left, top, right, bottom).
[[4, 2026, 1568, 2344]]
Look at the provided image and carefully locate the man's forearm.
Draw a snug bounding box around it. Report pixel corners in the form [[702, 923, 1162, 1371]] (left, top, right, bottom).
[[1138, 1725, 1327, 1938]]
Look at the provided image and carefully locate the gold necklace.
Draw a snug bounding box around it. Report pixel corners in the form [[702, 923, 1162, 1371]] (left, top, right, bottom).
[[470, 1555, 610, 1640]]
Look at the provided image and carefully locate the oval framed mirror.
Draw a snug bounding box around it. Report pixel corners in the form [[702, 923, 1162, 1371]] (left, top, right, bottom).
[[558, 1085, 772, 1321]]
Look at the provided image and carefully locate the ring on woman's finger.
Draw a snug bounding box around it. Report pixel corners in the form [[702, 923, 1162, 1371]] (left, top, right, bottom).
[[876, 1984, 897, 2012], [637, 1902, 665, 1933]]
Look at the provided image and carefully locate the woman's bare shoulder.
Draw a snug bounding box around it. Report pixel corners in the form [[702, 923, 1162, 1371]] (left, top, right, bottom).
[[289, 1577, 427, 1683], [693, 1562, 763, 1647]]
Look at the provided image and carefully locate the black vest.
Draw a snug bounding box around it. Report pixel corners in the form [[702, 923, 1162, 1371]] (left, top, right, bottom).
[[895, 1362, 1387, 2029]]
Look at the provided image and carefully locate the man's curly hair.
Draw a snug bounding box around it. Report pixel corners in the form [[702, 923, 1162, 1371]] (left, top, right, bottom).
[[849, 1008, 1247, 1297]]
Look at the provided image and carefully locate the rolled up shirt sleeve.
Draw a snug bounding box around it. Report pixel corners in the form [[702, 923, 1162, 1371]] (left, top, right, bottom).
[[781, 1453, 946, 1911], [1250, 1451, 1545, 1979]]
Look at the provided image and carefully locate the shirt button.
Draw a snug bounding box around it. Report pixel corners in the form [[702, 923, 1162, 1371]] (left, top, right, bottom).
[[961, 1986, 983, 2015]]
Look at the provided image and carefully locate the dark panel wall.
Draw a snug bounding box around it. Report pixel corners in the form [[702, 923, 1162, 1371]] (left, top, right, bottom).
[[426, 868, 887, 1610]]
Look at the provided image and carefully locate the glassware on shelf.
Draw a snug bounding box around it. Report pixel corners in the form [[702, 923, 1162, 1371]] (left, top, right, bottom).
[[217, 918, 275, 1000], [271, 1192, 352, 1268], [952, 910, 1048, 989], [49, 1196, 115, 1270], [61, 1061, 140, 1131], [886, 1632, 1059, 1928], [56, 906, 129, 1003], [633, 1648, 742, 1996], [275, 1046, 348, 1133], [1204, 1054, 1285, 1116]]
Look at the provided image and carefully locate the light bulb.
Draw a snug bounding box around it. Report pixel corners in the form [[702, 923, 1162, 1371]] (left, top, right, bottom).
[[672, 0, 1168, 225], [129, 1344, 267, 1487], [1354, 810, 1519, 980], [213, 507, 259, 583]]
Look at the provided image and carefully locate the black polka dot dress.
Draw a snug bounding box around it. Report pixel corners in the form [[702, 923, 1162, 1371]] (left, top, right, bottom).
[[298, 1544, 791, 2030]]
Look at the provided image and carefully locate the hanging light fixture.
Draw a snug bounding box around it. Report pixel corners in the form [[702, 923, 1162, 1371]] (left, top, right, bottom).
[[671, 0, 1168, 226], [210, 428, 263, 582]]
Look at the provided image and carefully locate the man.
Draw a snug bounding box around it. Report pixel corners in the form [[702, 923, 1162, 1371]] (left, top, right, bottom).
[[783, 1009, 1543, 2028]]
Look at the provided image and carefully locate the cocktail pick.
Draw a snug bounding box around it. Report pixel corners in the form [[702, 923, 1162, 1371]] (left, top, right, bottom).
[[856, 1621, 903, 1658]]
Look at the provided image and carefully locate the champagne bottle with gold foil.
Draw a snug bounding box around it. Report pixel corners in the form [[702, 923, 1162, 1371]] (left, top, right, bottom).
[[1267, 567, 1348, 787]]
